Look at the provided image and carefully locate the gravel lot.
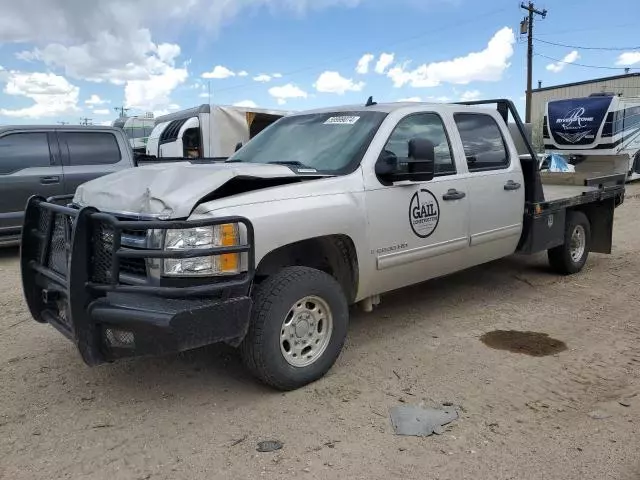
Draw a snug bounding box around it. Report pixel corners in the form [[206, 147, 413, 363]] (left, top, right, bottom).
[[1, 184, 639, 480]]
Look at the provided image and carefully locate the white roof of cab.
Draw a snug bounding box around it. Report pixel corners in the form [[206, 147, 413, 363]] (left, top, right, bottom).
[[288, 101, 486, 116]]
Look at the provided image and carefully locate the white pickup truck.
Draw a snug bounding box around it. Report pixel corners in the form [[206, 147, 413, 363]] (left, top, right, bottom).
[[21, 99, 625, 390]]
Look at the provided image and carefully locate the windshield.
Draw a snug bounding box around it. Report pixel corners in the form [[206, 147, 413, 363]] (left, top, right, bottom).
[[227, 111, 387, 173]]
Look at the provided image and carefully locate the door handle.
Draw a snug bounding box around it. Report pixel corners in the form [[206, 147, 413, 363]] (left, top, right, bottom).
[[40, 176, 60, 185], [442, 189, 466, 201], [504, 180, 521, 191]]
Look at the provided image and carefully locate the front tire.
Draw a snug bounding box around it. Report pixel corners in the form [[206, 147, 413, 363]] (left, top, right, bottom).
[[240, 267, 349, 391], [548, 211, 591, 275]]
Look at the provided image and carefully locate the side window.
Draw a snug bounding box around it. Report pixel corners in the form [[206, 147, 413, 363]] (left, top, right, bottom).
[[62, 132, 121, 166], [383, 113, 456, 176], [0, 133, 51, 175], [454, 114, 509, 172]]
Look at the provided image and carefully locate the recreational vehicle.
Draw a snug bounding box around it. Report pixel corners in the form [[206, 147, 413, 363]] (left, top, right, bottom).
[[544, 94, 640, 181]]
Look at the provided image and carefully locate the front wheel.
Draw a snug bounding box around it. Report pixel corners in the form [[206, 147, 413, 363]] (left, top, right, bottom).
[[548, 211, 591, 275], [240, 267, 349, 391]]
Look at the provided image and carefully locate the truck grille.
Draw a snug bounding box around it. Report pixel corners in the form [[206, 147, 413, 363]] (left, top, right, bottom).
[[91, 222, 148, 283]]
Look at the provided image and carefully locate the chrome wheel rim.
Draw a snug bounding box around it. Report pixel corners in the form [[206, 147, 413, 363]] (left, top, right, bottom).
[[280, 296, 333, 368], [570, 225, 586, 262]]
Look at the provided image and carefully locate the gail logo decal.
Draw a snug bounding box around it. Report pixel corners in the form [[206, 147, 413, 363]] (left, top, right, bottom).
[[409, 189, 440, 238]]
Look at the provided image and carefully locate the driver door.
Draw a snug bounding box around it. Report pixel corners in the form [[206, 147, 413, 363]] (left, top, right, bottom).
[[363, 112, 470, 296]]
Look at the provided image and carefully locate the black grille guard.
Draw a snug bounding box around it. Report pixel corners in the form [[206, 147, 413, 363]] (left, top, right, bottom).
[[20, 195, 255, 365]]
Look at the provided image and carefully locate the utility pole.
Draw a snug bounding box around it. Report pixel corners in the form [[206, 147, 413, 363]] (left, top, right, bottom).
[[113, 106, 130, 118], [520, 2, 547, 123], [79, 117, 93, 126]]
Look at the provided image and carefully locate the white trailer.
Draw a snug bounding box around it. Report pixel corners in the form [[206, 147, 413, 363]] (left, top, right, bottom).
[[544, 94, 640, 181], [145, 104, 291, 159]]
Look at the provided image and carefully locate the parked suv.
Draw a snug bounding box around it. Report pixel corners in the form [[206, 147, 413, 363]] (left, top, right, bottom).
[[0, 126, 135, 246]]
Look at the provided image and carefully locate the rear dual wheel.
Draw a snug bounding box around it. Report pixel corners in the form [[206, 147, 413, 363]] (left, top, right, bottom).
[[548, 211, 591, 275], [240, 267, 349, 391]]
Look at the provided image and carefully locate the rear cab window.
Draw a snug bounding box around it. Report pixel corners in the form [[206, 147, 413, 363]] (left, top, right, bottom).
[[0, 132, 52, 175], [453, 113, 510, 172], [61, 132, 122, 166]]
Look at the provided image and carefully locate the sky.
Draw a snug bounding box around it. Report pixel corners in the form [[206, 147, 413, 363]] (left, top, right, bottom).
[[0, 0, 638, 126]]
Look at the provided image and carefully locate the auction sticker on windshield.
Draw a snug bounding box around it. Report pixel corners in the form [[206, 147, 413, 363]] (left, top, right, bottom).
[[324, 116, 360, 125]]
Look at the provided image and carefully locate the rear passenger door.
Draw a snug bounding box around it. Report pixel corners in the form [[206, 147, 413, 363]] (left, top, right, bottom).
[[452, 113, 524, 264], [58, 131, 127, 195], [0, 131, 63, 235]]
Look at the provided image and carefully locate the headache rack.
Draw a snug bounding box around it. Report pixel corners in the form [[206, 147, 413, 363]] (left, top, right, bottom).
[[21, 195, 256, 353]]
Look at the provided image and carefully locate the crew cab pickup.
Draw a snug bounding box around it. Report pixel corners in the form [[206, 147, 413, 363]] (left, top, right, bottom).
[[21, 99, 625, 390]]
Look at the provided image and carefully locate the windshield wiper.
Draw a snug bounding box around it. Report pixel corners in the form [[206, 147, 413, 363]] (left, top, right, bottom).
[[268, 160, 312, 169], [225, 158, 245, 163]]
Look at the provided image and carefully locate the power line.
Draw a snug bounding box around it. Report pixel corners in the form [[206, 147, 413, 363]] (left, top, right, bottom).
[[210, 6, 512, 95], [535, 53, 638, 70], [534, 38, 640, 51]]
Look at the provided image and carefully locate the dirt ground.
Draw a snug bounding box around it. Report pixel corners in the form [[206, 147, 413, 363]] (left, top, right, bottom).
[[2, 185, 640, 480]]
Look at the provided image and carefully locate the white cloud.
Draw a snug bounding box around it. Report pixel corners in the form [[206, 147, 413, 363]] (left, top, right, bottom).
[[616, 51, 640, 66], [125, 66, 188, 111], [202, 65, 235, 79], [0, 1, 367, 46], [398, 97, 422, 102], [268, 83, 308, 104], [0, 71, 80, 118], [85, 94, 109, 105], [428, 95, 452, 102], [375, 53, 394, 74], [546, 50, 580, 73], [153, 103, 181, 117], [314, 71, 365, 94], [387, 27, 516, 88], [93, 108, 111, 115], [356, 53, 374, 74], [238, 70, 249, 77], [253, 74, 272, 82], [272, 73, 283, 78], [199, 92, 210, 98], [98, 120, 112, 126], [17, 28, 188, 112], [233, 100, 258, 108], [459, 89, 481, 101]]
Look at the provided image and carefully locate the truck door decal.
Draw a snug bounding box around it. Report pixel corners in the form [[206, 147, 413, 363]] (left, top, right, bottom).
[[409, 189, 440, 238]]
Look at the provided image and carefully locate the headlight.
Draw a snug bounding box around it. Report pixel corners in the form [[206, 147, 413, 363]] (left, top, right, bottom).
[[162, 224, 240, 276]]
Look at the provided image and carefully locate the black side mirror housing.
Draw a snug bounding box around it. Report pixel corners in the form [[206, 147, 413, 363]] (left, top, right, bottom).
[[375, 138, 435, 183], [234, 142, 243, 152], [407, 138, 435, 182]]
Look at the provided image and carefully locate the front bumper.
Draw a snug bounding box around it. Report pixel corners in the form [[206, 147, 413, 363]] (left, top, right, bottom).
[[20, 196, 255, 366]]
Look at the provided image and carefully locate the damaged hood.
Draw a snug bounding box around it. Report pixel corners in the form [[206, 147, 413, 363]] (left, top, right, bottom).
[[73, 162, 298, 218]]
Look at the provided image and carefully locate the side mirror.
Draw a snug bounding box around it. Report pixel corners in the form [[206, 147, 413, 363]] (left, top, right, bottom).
[[234, 142, 243, 152], [375, 138, 435, 183], [407, 138, 435, 182]]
